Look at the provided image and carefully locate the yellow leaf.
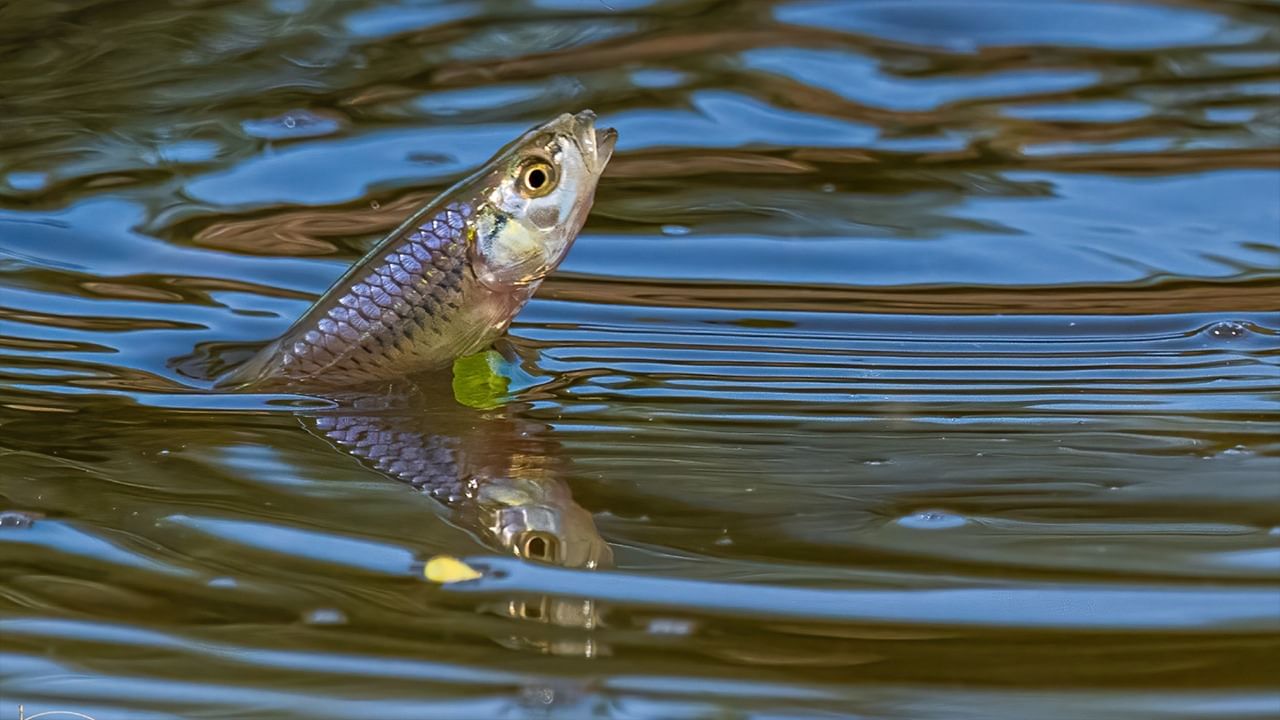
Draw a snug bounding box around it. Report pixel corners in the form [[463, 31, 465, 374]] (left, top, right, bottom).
[[423, 555, 483, 584]]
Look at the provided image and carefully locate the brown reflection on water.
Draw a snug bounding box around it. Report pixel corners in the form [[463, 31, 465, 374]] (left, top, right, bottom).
[[191, 192, 432, 255], [545, 275, 1280, 315]]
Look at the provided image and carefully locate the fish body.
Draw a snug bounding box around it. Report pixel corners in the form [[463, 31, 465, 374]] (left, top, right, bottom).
[[222, 111, 615, 388]]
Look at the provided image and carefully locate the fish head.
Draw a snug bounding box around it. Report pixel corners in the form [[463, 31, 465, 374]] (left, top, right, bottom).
[[473, 474, 613, 570], [470, 110, 616, 290]]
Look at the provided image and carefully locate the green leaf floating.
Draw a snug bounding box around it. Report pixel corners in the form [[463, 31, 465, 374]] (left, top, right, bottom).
[[452, 350, 512, 409]]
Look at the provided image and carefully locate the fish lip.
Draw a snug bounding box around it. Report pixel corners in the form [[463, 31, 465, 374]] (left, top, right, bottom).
[[570, 109, 616, 174]]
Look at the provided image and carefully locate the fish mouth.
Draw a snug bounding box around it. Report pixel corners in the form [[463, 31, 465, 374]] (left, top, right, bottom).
[[570, 109, 616, 175]]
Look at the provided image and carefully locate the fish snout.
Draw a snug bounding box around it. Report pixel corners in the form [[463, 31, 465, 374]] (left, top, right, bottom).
[[570, 109, 616, 174]]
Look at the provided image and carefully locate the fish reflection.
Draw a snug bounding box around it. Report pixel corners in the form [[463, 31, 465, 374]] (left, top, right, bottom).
[[305, 377, 610, 654]]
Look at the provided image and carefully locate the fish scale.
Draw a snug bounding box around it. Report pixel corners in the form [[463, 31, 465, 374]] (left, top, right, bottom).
[[224, 201, 487, 387]]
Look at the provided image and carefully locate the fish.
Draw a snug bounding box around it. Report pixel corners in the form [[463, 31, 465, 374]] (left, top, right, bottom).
[[220, 110, 616, 389], [308, 381, 612, 572]]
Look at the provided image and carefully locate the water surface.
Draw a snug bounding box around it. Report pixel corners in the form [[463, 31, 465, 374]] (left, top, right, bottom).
[[1, 0, 1278, 718]]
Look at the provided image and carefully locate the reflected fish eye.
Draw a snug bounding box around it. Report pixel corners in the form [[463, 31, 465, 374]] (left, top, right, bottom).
[[517, 160, 557, 197], [520, 532, 558, 562]]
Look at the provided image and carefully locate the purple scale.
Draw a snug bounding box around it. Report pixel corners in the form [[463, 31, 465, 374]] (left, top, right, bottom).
[[317, 318, 337, 334], [415, 226, 444, 248], [292, 341, 310, 357], [346, 312, 371, 332], [350, 282, 372, 298], [386, 260, 412, 283], [369, 285, 392, 308], [336, 322, 360, 342], [372, 270, 402, 296], [395, 253, 422, 275], [445, 209, 464, 230], [304, 330, 323, 345], [408, 241, 435, 263], [356, 297, 382, 321]]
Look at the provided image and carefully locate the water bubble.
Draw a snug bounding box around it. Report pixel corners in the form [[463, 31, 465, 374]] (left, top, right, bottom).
[[1206, 321, 1249, 341], [302, 607, 348, 626], [0, 510, 39, 529], [896, 510, 967, 530], [661, 224, 691, 236], [820, 183, 836, 193], [207, 576, 237, 589], [714, 532, 733, 546], [370, 200, 380, 210], [242, 109, 343, 140], [520, 686, 556, 706]]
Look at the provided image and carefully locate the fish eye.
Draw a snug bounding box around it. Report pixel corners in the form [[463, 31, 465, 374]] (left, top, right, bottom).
[[520, 532, 558, 563], [517, 160, 557, 197]]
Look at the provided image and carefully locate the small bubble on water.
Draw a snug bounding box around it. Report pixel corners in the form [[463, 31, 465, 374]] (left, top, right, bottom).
[[521, 687, 555, 706], [896, 510, 967, 530], [661, 224, 691, 236], [0, 510, 39, 529], [303, 607, 348, 626], [241, 109, 342, 140], [370, 200, 380, 210], [1206, 321, 1248, 340], [714, 533, 733, 546], [207, 576, 237, 589], [820, 183, 836, 193]]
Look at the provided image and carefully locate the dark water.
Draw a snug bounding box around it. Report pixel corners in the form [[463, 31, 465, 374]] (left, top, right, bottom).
[[2, 0, 1279, 718]]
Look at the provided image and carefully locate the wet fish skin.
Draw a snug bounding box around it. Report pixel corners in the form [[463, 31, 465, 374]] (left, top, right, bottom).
[[221, 110, 616, 389]]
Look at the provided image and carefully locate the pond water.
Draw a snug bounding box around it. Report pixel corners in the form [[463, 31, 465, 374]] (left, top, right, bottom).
[[1, 0, 1278, 718]]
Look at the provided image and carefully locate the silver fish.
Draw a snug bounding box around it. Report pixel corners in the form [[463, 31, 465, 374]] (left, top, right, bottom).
[[222, 111, 615, 388]]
